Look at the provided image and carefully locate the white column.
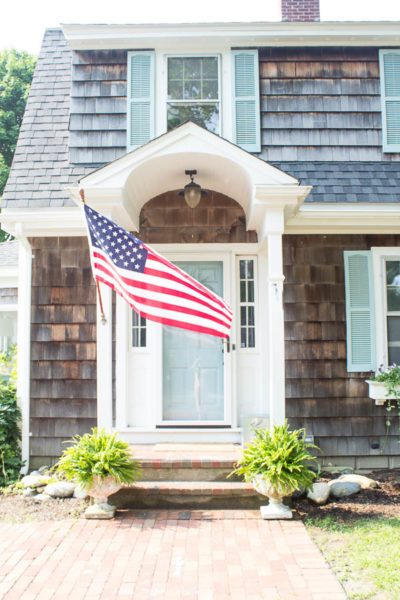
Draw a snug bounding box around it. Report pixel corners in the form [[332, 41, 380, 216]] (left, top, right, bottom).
[[96, 282, 113, 429], [15, 226, 32, 474], [262, 208, 286, 426], [115, 294, 128, 429]]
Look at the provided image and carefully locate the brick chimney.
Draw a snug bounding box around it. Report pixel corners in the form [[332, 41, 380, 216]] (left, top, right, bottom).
[[281, 0, 320, 21]]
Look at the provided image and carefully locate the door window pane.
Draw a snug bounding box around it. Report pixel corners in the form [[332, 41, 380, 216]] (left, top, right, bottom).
[[132, 310, 146, 348], [386, 260, 400, 363]]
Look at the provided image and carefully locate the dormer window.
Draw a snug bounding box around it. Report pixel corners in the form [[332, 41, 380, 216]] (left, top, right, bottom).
[[167, 56, 220, 134]]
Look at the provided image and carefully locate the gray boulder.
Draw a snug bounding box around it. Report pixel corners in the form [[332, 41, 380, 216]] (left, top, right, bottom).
[[338, 474, 378, 489], [322, 465, 354, 476], [22, 488, 37, 497], [329, 480, 361, 499], [307, 482, 330, 505], [44, 481, 75, 498]]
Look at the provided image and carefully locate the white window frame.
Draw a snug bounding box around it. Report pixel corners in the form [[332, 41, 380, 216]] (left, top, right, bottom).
[[379, 49, 400, 153], [372, 247, 400, 367], [155, 48, 233, 141]]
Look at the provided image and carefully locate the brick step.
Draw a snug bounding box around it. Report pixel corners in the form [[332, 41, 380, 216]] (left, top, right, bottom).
[[130, 443, 243, 482], [112, 481, 265, 510]]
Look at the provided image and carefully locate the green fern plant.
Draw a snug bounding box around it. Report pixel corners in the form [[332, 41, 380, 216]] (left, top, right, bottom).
[[230, 421, 319, 494], [56, 428, 141, 489]]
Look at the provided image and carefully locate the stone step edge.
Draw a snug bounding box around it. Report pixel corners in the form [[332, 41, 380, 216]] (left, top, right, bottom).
[[121, 481, 260, 497], [136, 458, 239, 469]]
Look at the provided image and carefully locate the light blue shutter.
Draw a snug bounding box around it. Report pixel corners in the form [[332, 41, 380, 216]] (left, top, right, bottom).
[[379, 50, 400, 152], [344, 251, 376, 372], [127, 51, 155, 150], [232, 50, 260, 152]]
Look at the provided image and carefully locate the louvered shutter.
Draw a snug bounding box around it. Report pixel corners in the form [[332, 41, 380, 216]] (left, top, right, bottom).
[[232, 50, 260, 152], [127, 51, 155, 150], [344, 251, 376, 372], [379, 50, 400, 152]]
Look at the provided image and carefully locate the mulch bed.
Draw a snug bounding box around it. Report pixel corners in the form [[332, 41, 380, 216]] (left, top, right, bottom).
[[0, 469, 399, 523], [293, 469, 400, 522]]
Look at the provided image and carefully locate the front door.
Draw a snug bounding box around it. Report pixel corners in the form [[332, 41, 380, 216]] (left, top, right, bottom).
[[161, 260, 227, 424]]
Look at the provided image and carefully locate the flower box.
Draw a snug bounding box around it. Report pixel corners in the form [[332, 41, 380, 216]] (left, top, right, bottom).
[[366, 380, 400, 405]]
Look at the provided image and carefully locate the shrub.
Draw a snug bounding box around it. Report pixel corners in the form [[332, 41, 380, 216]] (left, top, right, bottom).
[[230, 421, 319, 494], [0, 379, 23, 487], [56, 427, 141, 489]]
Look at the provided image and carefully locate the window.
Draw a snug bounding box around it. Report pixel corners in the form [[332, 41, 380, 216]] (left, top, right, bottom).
[[385, 260, 400, 364], [167, 56, 220, 134], [379, 50, 400, 153], [238, 258, 256, 348], [344, 249, 400, 372], [132, 310, 146, 348], [127, 49, 261, 152]]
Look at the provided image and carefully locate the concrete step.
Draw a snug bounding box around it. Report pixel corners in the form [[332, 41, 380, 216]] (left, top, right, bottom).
[[112, 481, 265, 510]]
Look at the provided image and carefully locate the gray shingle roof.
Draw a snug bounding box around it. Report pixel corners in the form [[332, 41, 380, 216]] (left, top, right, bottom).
[[0, 241, 18, 266], [2, 29, 95, 209], [273, 162, 400, 203], [2, 28, 400, 208]]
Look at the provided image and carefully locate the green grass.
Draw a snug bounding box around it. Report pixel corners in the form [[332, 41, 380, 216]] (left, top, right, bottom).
[[306, 516, 400, 599]]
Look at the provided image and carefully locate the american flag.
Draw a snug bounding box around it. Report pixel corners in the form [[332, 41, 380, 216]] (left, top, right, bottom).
[[84, 205, 232, 338]]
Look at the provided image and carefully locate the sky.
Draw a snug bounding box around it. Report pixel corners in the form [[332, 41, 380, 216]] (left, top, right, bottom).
[[1, 0, 400, 54]]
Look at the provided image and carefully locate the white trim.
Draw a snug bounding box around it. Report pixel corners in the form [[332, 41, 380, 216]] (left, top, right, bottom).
[[3, 202, 400, 239], [115, 294, 128, 429], [14, 226, 32, 474], [116, 427, 242, 444], [0, 304, 18, 312], [286, 203, 400, 234], [372, 247, 400, 369], [96, 282, 113, 429], [62, 22, 400, 51]]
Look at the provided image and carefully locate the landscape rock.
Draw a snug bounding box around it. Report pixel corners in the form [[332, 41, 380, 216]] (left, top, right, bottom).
[[322, 465, 354, 476], [44, 482, 75, 498], [338, 474, 378, 489], [22, 488, 37, 497], [38, 466, 49, 474], [29, 470, 41, 477], [307, 482, 330, 505], [328, 480, 361, 498], [33, 493, 52, 502], [21, 475, 52, 489]]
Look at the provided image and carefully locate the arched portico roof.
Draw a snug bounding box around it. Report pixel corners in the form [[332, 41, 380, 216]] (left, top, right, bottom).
[[70, 122, 311, 237]]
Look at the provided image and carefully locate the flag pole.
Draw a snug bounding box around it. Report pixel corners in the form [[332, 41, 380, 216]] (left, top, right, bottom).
[[80, 188, 107, 324]]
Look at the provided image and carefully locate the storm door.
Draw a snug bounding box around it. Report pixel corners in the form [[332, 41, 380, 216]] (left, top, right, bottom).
[[161, 260, 227, 424]]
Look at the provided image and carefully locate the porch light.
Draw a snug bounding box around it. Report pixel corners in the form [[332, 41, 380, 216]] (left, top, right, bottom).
[[180, 170, 204, 209]]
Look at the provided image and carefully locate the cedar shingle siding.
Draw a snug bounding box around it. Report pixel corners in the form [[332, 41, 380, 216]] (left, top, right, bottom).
[[30, 237, 97, 468]]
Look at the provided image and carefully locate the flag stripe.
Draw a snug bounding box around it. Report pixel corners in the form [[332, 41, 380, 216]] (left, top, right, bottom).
[[84, 204, 232, 338], [93, 249, 231, 324], [96, 270, 229, 336], [94, 259, 231, 329]]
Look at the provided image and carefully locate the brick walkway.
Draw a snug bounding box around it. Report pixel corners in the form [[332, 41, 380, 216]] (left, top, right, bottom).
[[0, 510, 346, 600]]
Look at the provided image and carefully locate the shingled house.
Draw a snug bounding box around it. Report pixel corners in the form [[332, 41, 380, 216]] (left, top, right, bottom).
[[2, 0, 400, 471]]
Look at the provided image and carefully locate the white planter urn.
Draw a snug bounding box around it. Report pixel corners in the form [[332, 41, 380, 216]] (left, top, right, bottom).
[[253, 474, 293, 520], [366, 380, 400, 406], [84, 476, 121, 519]]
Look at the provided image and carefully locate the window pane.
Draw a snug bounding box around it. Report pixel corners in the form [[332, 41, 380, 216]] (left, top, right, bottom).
[[241, 328, 247, 348], [202, 57, 218, 77], [168, 79, 183, 101], [248, 306, 255, 326], [140, 328, 146, 347], [248, 328, 255, 348], [167, 103, 219, 133], [389, 345, 400, 365], [386, 260, 400, 311], [246, 260, 254, 279], [240, 306, 247, 326], [240, 281, 246, 303], [387, 316, 400, 342], [247, 281, 254, 303], [168, 58, 183, 80], [184, 80, 201, 100], [202, 79, 218, 100], [132, 328, 139, 347], [184, 57, 201, 80], [239, 260, 246, 279]]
